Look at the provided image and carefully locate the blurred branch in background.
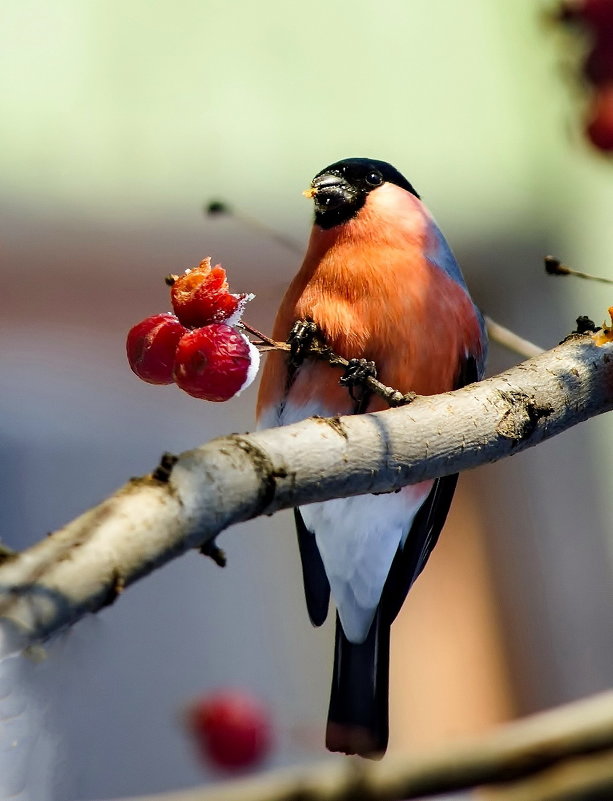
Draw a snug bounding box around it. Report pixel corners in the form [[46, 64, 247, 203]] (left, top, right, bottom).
[[483, 315, 543, 359], [112, 691, 613, 801], [0, 332, 611, 653]]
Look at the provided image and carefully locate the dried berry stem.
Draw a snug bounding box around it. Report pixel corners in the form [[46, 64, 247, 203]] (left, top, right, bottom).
[[238, 322, 283, 349]]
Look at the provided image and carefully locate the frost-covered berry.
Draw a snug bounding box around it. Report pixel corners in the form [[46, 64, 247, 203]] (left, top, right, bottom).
[[173, 324, 260, 401], [171, 258, 251, 328], [126, 313, 187, 384]]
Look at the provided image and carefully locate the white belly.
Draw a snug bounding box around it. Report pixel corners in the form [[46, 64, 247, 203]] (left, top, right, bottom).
[[301, 484, 430, 643], [259, 399, 431, 644]]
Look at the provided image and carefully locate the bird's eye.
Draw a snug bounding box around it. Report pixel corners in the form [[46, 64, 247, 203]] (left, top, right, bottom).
[[365, 171, 383, 187]]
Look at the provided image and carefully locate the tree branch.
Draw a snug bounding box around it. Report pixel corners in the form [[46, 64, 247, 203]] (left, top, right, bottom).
[[0, 333, 612, 652], [110, 690, 613, 801]]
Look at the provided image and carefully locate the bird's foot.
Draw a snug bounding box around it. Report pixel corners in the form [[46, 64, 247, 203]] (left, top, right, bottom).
[[339, 358, 378, 406], [288, 319, 320, 367], [340, 358, 377, 389], [573, 315, 598, 335]]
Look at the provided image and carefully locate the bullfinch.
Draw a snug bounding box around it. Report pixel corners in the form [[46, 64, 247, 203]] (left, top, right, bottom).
[[256, 158, 487, 757]]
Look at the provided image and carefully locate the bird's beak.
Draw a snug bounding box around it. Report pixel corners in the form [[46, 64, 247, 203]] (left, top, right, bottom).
[[305, 172, 357, 211]]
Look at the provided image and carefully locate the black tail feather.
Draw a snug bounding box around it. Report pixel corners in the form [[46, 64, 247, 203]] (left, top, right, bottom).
[[315, 353, 476, 758], [326, 610, 389, 757], [294, 509, 330, 626]]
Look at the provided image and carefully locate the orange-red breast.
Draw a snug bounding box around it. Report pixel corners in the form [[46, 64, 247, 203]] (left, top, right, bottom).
[[257, 158, 487, 757]]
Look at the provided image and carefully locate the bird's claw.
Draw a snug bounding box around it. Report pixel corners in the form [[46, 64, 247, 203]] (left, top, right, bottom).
[[340, 358, 378, 406], [574, 315, 598, 335], [288, 319, 320, 366], [340, 358, 378, 388]]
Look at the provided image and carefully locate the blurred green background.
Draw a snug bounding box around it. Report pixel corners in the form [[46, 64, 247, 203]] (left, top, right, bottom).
[[3, 0, 607, 232], [2, 2, 613, 800]]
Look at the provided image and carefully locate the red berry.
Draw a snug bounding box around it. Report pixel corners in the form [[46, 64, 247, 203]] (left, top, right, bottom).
[[126, 313, 187, 385], [187, 690, 272, 771], [173, 324, 260, 401], [585, 84, 613, 149], [171, 258, 249, 328]]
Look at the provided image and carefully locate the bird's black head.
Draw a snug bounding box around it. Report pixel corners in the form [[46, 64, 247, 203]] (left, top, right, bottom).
[[307, 158, 420, 229]]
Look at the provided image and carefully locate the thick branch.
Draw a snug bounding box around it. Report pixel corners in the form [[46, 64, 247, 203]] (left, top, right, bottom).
[[111, 690, 613, 801], [0, 334, 612, 651]]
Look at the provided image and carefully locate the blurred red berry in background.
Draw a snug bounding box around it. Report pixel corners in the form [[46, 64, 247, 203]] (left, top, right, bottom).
[[586, 83, 613, 149], [554, 0, 613, 151], [186, 690, 272, 771]]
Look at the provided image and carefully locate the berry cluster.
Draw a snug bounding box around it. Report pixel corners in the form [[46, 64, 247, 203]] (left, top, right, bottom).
[[186, 689, 272, 771], [558, 0, 613, 150], [126, 259, 259, 402]]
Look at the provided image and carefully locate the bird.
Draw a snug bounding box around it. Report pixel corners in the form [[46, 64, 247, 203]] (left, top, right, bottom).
[[256, 157, 487, 758]]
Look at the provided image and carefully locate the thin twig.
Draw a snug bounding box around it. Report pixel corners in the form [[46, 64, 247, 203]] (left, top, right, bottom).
[[205, 200, 303, 257], [483, 315, 544, 359], [241, 322, 413, 406], [545, 255, 613, 286], [305, 345, 413, 406], [239, 321, 281, 348]]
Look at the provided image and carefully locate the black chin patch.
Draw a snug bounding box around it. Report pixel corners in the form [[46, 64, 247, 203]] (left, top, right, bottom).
[[314, 193, 367, 229]]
